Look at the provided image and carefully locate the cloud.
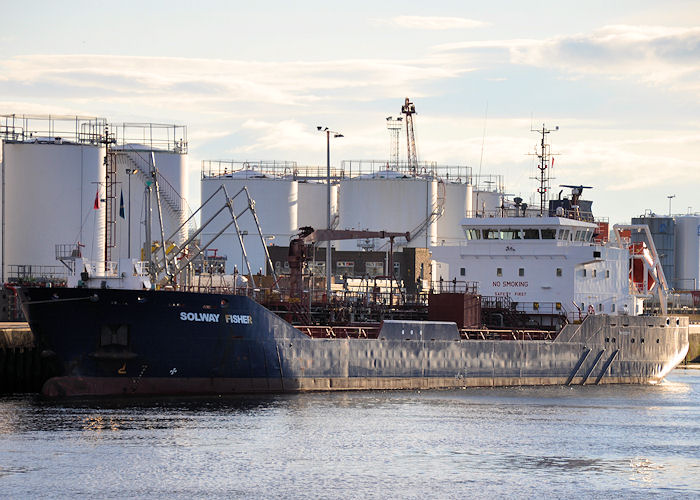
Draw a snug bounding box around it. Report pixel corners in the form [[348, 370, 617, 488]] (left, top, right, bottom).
[[376, 16, 488, 30], [435, 25, 700, 93], [0, 54, 468, 116]]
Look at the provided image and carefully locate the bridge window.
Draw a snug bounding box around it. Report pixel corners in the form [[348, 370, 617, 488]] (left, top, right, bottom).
[[541, 229, 556, 239], [465, 229, 481, 240], [499, 229, 522, 240], [558, 229, 570, 240], [483, 229, 500, 240], [523, 229, 540, 239]]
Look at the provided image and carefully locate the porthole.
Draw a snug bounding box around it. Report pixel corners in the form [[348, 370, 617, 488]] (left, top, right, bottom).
[[676, 318, 680, 326], [666, 318, 670, 326]]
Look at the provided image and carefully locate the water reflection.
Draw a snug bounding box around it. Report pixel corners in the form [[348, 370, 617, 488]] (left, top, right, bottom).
[[0, 371, 697, 497]]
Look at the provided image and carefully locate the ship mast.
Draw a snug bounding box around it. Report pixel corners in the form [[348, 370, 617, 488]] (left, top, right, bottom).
[[530, 124, 558, 216], [100, 126, 117, 263]]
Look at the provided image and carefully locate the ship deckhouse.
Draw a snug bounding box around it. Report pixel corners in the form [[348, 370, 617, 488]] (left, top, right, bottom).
[[431, 216, 642, 318]]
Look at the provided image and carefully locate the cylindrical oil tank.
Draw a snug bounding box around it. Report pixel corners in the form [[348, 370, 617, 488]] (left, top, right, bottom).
[[2, 141, 106, 279], [472, 189, 501, 216], [297, 181, 338, 230], [631, 215, 675, 288], [337, 176, 437, 251], [113, 147, 189, 261], [436, 182, 468, 246], [465, 182, 473, 217], [200, 176, 298, 273], [153, 150, 189, 242], [675, 216, 700, 290]]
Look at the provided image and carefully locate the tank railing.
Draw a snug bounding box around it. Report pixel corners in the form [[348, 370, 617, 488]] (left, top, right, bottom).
[[0, 114, 107, 144], [471, 173, 505, 193], [201, 159, 476, 183], [341, 160, 474, 181], [201, 160, 345, 181], [113, 123, 187, 153]]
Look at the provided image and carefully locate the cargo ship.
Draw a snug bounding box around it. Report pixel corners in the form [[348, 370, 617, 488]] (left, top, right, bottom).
[[19, 186, 689, 397]]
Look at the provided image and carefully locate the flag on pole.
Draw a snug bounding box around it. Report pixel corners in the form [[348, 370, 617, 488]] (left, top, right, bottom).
[[93, 188, 100, 209], [119, 189, 125, 219]]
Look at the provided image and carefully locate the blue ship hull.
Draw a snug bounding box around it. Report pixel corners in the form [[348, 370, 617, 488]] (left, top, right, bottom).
[[20, 287, 689, 396]]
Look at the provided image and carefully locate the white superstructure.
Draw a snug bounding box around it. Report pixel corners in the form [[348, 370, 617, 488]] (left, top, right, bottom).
[[431, 216, 648, 318]]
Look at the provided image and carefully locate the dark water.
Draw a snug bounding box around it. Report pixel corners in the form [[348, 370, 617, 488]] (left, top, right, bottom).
[[1, 372, 699, 499]]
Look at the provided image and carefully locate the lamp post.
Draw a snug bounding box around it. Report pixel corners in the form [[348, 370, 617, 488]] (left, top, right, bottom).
[[667, 195, 676, 216], [125, 168, 139, 259], [317, 126, 343, 299]]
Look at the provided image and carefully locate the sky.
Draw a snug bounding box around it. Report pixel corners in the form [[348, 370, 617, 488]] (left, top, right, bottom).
[[1, 0, 699, 224]]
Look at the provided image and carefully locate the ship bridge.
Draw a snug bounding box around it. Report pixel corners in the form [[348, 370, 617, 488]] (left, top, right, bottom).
[[461, 216, 599, 244], [431, 216, 639, 321]]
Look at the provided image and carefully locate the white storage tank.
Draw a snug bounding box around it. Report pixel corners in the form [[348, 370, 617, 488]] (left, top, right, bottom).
[[113, 147, 189, 261], [436, 182, 469, 246], [472, 189, 502, 216], [675, 215, 700, 290], [297, 180, 338, 230], [2, 141, 106, 279], [337, 175, 437, 250], [201, 174, 298, 273]]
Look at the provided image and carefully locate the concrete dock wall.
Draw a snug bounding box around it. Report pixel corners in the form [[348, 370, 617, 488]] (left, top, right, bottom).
[[0, 323, 50, 393], [686, 325, 700, 363]]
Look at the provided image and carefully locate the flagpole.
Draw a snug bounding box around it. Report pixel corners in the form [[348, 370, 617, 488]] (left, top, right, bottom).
[[126, 168, 138, 259]]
